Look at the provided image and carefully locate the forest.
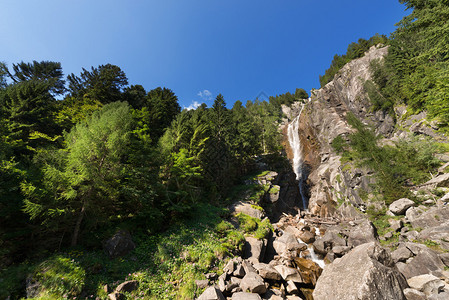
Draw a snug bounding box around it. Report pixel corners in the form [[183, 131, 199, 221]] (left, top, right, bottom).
[[1, 0, 449, 299], [0, 59, 310, 298]]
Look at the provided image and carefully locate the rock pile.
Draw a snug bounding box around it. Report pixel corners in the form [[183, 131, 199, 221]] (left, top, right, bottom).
[[196, 215, 324, 300]]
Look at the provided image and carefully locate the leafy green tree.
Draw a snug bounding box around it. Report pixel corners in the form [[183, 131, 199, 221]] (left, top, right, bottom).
[[23, 102, 134, 246], [67, 64, 128, 104], [144, 87, 181, 141], [0, 61, 65, 155]]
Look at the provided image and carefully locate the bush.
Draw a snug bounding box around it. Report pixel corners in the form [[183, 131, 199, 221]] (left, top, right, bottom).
[[32, 255, 86, 298]]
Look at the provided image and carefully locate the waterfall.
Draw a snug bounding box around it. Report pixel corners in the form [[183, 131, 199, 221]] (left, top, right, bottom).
[[287, 106, 308, 210]]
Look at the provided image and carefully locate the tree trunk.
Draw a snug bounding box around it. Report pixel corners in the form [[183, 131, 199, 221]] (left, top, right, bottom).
[[71, 205, 85, 246]]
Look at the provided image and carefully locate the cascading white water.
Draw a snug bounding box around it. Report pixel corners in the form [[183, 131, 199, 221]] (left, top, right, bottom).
[[297, 227, 326, 269], [287, 106, 308, 210]]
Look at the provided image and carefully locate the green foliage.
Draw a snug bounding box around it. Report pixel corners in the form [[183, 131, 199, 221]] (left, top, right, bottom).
[[331, 135, 347, 153], [23, 102, 137, 246], [319, 34, 388, 87], [269, 88, 309, 106], [32, 255, 86, 298], [369, 1, 449, 129], [236, 213, 273, 240], [67, 64, 128, 105], [338, 113, 441, 204], [0, 61, 64, 156]]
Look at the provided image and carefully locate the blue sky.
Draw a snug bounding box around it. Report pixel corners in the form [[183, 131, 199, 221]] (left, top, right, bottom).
[[1, 1, 408, 109]]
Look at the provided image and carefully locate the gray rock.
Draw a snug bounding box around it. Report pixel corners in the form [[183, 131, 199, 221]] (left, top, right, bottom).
[[252, 262, 281, 280], [108, 292, 125, 300], [262, 289, 285, 300], [25, 277, 41, 298], [390, 219, 404, 232], [231, 202, 264, 219], [428, 291, 449, 300], [273, 232, 306, 255], [407, 274, 440, 291], [347, 219, 378, 248], [195, 280, 209, 289], [312, 238, 327, 255], [313, 242, 408, 300], [116, 280, 138, 293], [242, 260, 257, 275], [389, 198, 415, 215], [218, 273, 227, 292], [286, 280, 299, 294], [273, 265, 302, 283], [403, 288, 426, 300], [332, 245, 350, 256], [104, 230, 135, 258], [423, 173, 449, 188], [231, 292, 262, 300], [244, 237, 266, 262], [224, 260, 235, 275], [240, 272, 267, 294], [198, 286, 226, 300], [418, 222, 449, 250], [391, 246, 413, 263], [298, 230, 316, 244], [438, 253, 449, 267], [397, 246, 445, 279], [233, 264, 246, 278]]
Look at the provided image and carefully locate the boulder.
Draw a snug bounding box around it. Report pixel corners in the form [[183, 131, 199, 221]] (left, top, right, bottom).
[[403, 288, 427, 300], [198, 286, 226, 300], [252, 262, 281, 280], [332, 245, 350, 257], [233, 264, 246, 278], [418, 222, 449, 250], [294, 257, 322, 285], [423, 173, 449, 188], [407, 274, 445, 296], [231, 292, 262, 300], [273, 232, 306, 255], [273, 265, 302, 283], [231, 202, 264, 219], [108, 292, 125, 300], [104, 230, 135, 258], [224, 260, 235, 275], [195, 280, 209, 289], [298, 230, 315, 244], [313, 242, 408, 300], [407, 206, 449, 229], [286, 280, 299, 295], [321, 226, 346, 248], [115, 280, 138, 293], [240, 272, 267, 294], [244, 237, 266, 261], [396, 245, 445, 279], [242, 260, 257, 274], [347, 219, 378, 248], [391, 245, 413, 263], [262, 289, 284, 300], [389, 198, 415, 215], [389, 219, 403, 232]]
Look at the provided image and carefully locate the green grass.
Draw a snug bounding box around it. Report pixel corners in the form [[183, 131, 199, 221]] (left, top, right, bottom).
[[236, 213, 273, 240], [1, 203, 247, 300]]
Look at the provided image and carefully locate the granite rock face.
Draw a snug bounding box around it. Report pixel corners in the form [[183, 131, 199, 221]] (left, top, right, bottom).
[[284, 46, 393, 217], [313, 242, 408, 300]]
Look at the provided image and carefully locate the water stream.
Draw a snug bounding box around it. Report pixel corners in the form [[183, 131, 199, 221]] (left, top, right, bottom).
[[287, 106, 308, 210]]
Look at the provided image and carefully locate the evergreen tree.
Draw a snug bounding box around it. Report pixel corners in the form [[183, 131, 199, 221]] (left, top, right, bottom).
[[23, 102, 134, 246], [67, 64, 128, 104]]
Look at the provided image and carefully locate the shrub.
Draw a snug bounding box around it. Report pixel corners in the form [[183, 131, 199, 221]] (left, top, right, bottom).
[[32, 255, 86, 298]]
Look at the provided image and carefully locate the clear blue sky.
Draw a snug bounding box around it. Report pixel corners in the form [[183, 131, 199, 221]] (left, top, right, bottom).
[[1, 0, 408, 109]]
